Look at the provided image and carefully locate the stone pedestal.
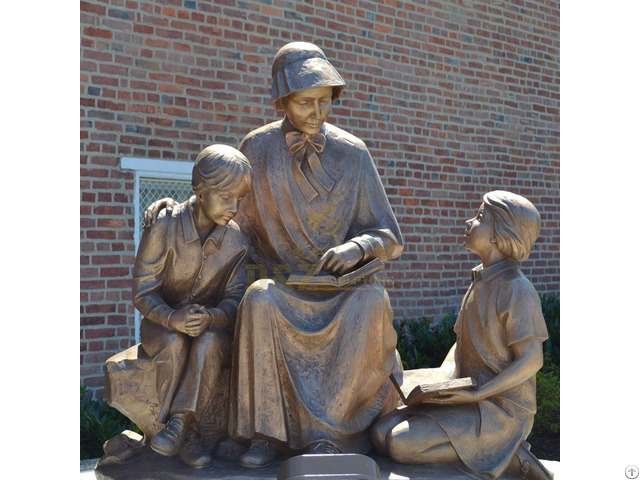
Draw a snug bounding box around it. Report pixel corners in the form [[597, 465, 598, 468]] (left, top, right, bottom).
[[104, 344, 230, 449], [93, 448, 558, 480], [99, 346, 556, 479]]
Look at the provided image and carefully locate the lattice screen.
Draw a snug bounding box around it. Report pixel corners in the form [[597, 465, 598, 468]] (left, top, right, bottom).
[[138, 178, 192, 241]]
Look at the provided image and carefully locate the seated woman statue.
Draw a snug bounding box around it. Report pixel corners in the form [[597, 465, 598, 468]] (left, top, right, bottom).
[[134, 145, 252, 468], [370, 190, 553, 480], [144, 42, 404, 469]]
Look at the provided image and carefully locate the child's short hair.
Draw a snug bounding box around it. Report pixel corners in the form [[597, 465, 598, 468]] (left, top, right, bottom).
[[482, 190, 541, 262], [192, 144, 252, 195]]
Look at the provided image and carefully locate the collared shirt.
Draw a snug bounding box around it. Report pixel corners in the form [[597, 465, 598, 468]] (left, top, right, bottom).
[[454, 259, 548, 413], [132, 196, 249, 330]]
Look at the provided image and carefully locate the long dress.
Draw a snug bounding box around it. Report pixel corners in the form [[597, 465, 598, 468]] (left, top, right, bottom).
[[229, 117, 404, 453]]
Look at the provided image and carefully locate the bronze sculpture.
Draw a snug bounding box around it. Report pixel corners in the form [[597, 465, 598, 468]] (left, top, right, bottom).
[[370, 191, 553, 480], [108, 145, 252, 469], [144, 42, 404, 469], [109, 43, 556, 479]]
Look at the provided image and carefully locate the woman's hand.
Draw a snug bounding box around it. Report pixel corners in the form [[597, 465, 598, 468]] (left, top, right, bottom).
[[143, 197, 179, 228], [314, 242, 365, 276]]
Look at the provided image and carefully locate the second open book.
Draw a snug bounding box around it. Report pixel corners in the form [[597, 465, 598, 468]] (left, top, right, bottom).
[[390, 368, 476, 407]]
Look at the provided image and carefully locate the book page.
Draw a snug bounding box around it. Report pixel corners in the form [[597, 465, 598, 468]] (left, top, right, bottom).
[[391, 368, 451, 402], [405, 377, 476, 406], [286, 258, 384, 287]]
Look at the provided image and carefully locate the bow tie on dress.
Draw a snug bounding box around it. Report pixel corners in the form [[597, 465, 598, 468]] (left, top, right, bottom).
[[285, 131, 335, 203]]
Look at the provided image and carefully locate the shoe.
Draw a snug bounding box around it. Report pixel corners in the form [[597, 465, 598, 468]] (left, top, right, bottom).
[[306, 440, 341, 455], [239, 440, 278, 468], [178, 430, 214, 469], [507, 441, 554, 480], [150, 414, 188, 457]]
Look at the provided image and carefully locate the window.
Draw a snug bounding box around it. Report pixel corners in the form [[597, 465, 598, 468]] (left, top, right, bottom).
[[121, 157, 194, 341], [139, 177, 193, 235]]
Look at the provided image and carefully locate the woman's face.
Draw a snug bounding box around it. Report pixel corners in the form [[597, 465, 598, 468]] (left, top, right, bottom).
[[283, 86, 333, 135], [464, 203, 496, 259]]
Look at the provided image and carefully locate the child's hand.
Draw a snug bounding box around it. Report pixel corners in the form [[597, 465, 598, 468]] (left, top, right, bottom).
[[184, 304, 212, 337], [422, 388, 483, 405], [169, 304, 212, 336]]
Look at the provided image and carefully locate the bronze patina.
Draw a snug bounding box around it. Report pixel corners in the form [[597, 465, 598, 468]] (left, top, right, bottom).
[[103, 145, 252, 469], [97, 42, 554, 480], [371, 191, 553, 480]]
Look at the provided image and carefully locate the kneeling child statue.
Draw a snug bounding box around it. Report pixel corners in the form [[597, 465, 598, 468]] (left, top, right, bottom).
[[371, 190, 554, 480]]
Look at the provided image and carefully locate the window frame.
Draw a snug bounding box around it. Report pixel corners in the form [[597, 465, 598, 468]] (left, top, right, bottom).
[[120, 157, 194, 342]]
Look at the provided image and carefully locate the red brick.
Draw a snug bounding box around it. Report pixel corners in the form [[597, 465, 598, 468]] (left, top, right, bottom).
[[97, 218, 127, 228], [144, 37, 170, 48], [86, 230, 116, 240], [173, 42, 191, 52], [85, 303, 117, 314], [91, 255, 122, 265], [159, 83, 184, 94], [83, 27, 113, 39], [100, 267, 130, 278], [84, 327, 116, 339], [133, 24, 154, 34], [81, 1, 106, 15]]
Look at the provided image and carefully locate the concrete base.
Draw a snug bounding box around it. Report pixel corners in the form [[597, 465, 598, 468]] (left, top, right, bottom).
[[84, 448, 559, 480]]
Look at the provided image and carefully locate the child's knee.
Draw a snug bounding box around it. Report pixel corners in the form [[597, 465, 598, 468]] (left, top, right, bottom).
[[386, 422, 414, 463], [195, 329, 232, 360], [163, 330, 189, 356], [369, 418, 390, 453], [370, 410, 407, 453]]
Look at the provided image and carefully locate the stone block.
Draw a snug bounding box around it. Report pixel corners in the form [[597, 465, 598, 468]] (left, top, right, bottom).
[[92, 449, 558, 480], [104, 344, 230, 450]]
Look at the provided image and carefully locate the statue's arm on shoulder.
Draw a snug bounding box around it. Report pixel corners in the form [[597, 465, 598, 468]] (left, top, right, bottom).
[[143, 197, 179, 228]]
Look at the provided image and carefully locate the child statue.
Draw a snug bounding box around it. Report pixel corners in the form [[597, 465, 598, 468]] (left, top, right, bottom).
[[370, 190, 554, 480], [132, 144, 252, 468]]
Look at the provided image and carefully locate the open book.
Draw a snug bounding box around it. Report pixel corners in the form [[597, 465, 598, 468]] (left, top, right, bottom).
[[286, 258, 385, 287], [390, 368, 476, 407]]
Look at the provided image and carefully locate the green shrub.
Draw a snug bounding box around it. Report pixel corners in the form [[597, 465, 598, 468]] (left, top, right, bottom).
[[532, 362, 560, 437], [533, 295, 560, 438], [394, 311, 456, 369], [80, 386, 140, 460], [540, 294, 560, 368]]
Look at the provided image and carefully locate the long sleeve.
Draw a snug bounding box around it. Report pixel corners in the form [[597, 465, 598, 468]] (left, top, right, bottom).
[[207, 246, 248, 331], [132, 214, 173, 328], [348, 146, 404, 262]]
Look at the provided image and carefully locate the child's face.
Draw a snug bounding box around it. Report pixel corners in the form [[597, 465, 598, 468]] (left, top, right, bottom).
[[283, 86, 333, 135], [464, 203, 498, 259], [198, 182, 248, 227]]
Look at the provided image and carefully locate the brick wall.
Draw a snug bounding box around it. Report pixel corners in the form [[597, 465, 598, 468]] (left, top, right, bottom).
[[80, 0, 560, 395]]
